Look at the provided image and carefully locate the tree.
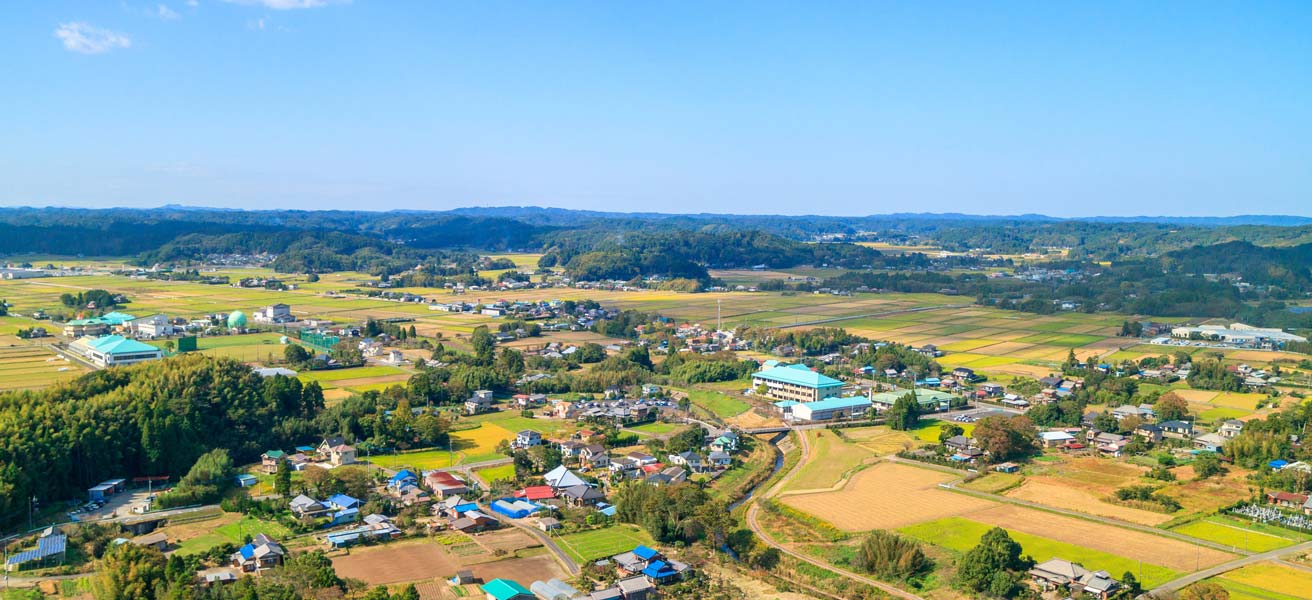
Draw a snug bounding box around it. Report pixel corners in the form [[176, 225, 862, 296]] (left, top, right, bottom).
[[396, 585, 421, 600], [274, 460, 292, 497], [938, 423, 965, 444], [284, 344, 311, 364], [1193, 452, 1224, 479], [954, 527, 1031, 597], [363, 586, 392, 600], [852, 530, 931, 581], [1179, 582, 1230, 600], [886, 392, 921, 431], [971, 416, 1039, 462], [1155, 392, 1190, 422], [92, 543, 166, 600]]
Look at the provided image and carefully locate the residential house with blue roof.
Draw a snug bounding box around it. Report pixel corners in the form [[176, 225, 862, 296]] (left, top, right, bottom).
[[752, 363, 844, 403], [229, 534, 284, 572]]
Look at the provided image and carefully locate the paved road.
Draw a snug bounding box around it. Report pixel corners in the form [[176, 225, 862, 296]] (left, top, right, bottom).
[[1150, 540, 1312, 594], [745, 428, 928, 600], [462, 464, 580, 577]]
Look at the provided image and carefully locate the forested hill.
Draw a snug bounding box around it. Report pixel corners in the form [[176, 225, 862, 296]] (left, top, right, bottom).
[[3, 206, 1312, 279]]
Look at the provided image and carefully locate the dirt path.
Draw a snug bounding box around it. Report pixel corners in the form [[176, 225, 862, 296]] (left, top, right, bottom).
[[745, 430, 928, 600]]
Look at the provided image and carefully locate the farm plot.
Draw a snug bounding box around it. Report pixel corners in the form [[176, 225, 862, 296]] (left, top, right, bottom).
[[779, 462, 994, 530], [332, 540, 459, 584], [966, 504, 1233, 572], [900, 516, 1181, 588], [369, 423, 514, 469], [841, 426, 917, 455], [0, 346, 86, 391], [1217, 562, 1312, 600], [782, 429, 876, 492], [554, 524, 656, 564], [1170, 517, 1300, 553], [1005, 480, 1171, 526]]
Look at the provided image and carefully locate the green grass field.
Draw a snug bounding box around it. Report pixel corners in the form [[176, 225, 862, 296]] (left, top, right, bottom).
[[784, 429, 874, 492], [175, 515, 292, 555], [627, 421, 683, 435], [680, 389, 750, 418], [900, 517, 1179, 588], [554, 524, 656, 564], [909, 419, 976, 443], [474, 463, 515, 483], [298, 365, 408, 382]]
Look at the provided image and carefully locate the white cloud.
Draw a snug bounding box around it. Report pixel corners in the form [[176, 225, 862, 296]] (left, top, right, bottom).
[[156, 4, 180, 20], [223, 0, 343, 9], [54, 22, 132, 54], [187, 0, 199, 6], [247, 17, 266, 30]]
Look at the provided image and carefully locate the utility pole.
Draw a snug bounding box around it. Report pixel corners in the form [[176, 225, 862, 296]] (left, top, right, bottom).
[[716, 299, 721, 332]]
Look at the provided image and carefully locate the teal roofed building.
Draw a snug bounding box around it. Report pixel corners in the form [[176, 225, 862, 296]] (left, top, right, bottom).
[[752, 363, 844, 403], [68, 334, 163, 368], [480, 578, 533, 600], [61, 311, 137, 337], [790, 395, 872, 421]]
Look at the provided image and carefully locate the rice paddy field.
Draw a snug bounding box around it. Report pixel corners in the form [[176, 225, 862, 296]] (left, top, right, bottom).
[[369, 422, 515, 470], [0, 344, 87, 391], [781, 429, 877, 492], [1214, 562, 1312, 600], [1169, 516, 1303, 553]]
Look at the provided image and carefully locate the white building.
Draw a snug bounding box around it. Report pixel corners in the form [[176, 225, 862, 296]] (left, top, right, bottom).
[[130, 314, 175, 338], [254, 304, 295, 324]]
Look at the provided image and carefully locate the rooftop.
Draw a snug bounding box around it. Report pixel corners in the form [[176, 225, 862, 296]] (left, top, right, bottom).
[[753, 364, 844, 389]]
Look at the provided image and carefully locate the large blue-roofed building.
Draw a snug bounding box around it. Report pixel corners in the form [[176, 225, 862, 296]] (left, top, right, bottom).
[[789, 396, 873, 421], [68, 334, 163, 367], [751, 363, 844, 403]]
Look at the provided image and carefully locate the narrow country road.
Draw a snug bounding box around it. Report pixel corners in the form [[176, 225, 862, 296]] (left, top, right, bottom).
[[745, 428, 928, 600], [462, 462, 580, 577]]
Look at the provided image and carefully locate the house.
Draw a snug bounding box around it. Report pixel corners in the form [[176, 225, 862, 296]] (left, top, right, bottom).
[[537, 517, 562, 532], [451, 510, 500, 533], [994, 462, 1020, 473], [68, 335, 163, 368], [289, 495, 332, 518], [580, 445, 610, 468], [388, 469, 419, 490], [230, 534, 285, 572], [952, 367, 977, 381], [559, 484, 605, 507], [944, 436, 974, 452], [327, 493, 361, 511], [708, 430, 739, 451], [642, 560, 691, 586], [1111, 404, 1152, 421], [465, 391, 496, 415], [426, 471, 470, 498], [870, 389, 958, 413], [260, 450, 286, 474], [480, 578, 534, 600], [1092, 432, 1128, 457], [751, 363, 844, 403], [129, 532, 169, 552], [980, 382, 1005, 396], [620, 576, 656, 599], [516, 485, 556, 502], [1266, 491, 1309, 509], [1133, 423, 1163, 443], [317, 437, 345, 456], [544, 465, 587, 490], [1193, 432, 1227, 452], [645, 467, 687, 486], [1039, 431, 1076, 448], [668, 451, 705, 472], [1159, 420, 1194, 440], [1220, 419, 1245, 439], [1028, 558, 1119, 599], [512, 430, 542, 449], [626, 451, 657, 466], [707, 450, 732, 468], [327, 444, 357, 466]]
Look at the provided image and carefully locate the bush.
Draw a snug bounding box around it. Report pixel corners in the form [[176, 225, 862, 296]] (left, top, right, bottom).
[[851, 530, 931, 581]]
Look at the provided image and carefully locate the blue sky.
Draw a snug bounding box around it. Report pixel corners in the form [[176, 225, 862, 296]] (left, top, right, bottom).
[[2, 1, 1309, 216]]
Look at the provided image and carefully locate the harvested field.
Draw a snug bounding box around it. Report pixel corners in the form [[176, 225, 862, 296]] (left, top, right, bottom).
[[332, 541, 457, 585], [843, 427, 917, 455], [1173, 389, 1220, 403], [1219, 561, 1312, 599], [474, 529, 539, 554], [968, 504, 1233, 571], [779, 462, 993, 530], [468, 555, 566, 585], [1005, 480, 1171, 525]]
